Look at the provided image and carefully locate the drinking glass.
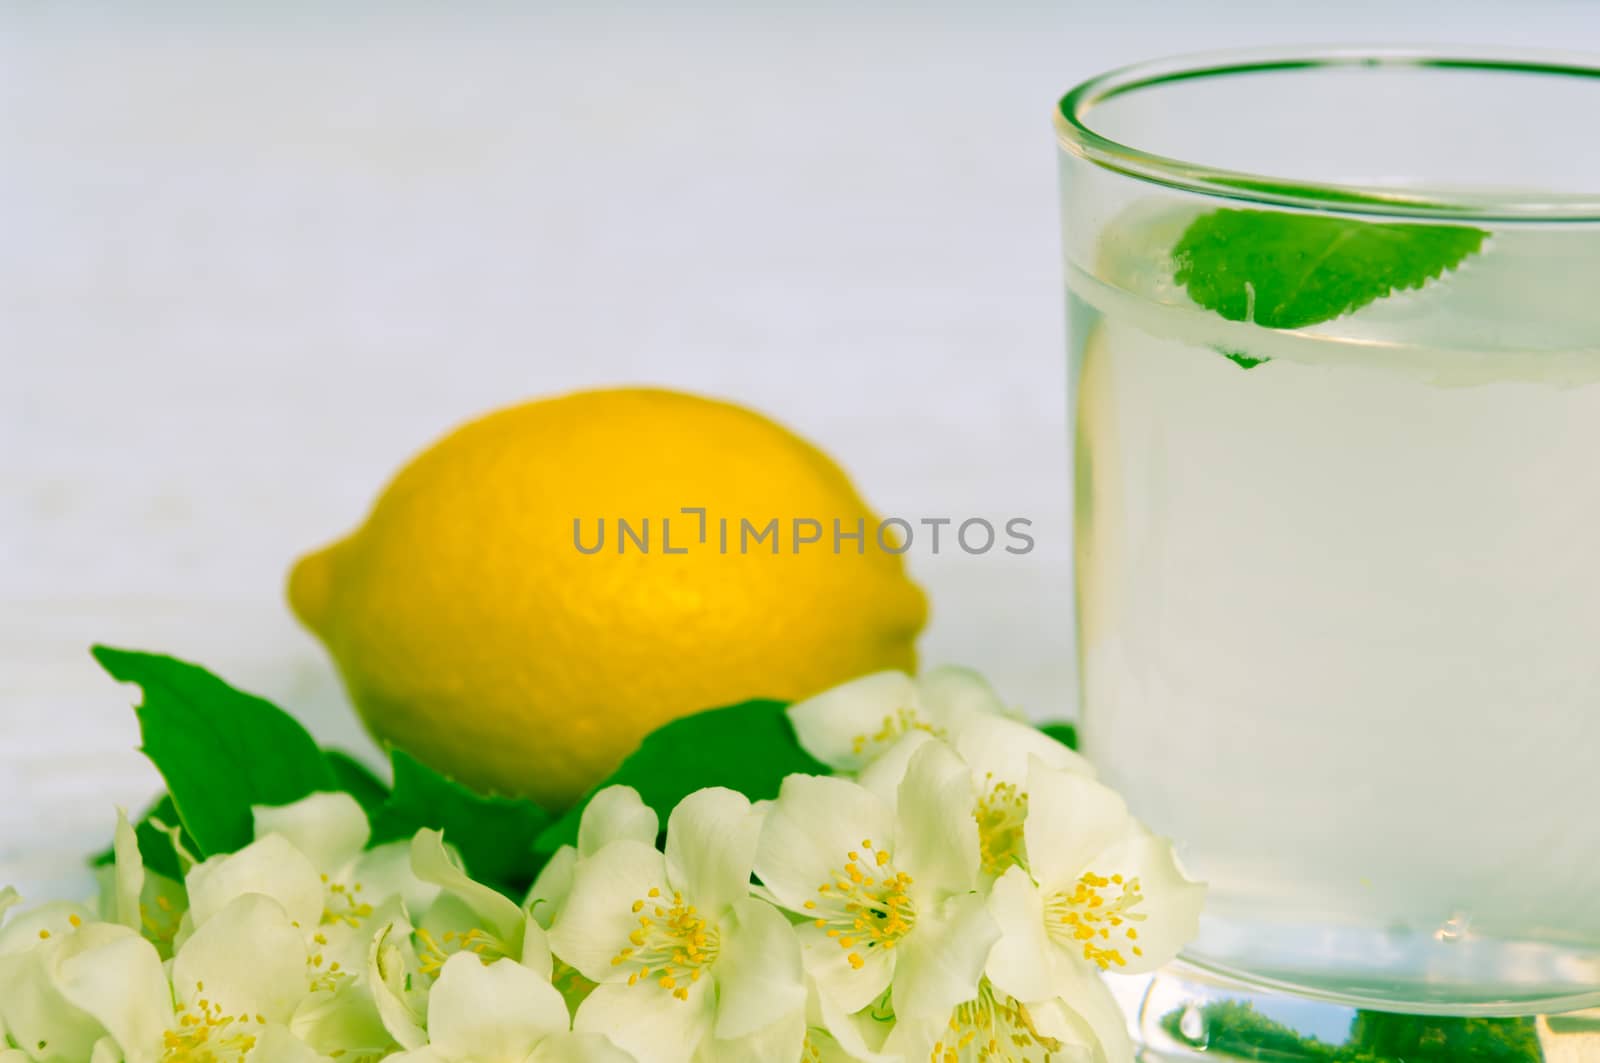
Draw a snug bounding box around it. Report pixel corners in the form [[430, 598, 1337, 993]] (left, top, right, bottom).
[[1057, 47, 1600, 1043]]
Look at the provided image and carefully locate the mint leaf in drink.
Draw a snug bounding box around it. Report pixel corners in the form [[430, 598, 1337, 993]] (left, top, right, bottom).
[[370, 749, 550, 892], [535, 699, 826, 855], [1174, 209, 1487, 330], [93, 646, 336, 856], [1218, 348, 1270, 370]]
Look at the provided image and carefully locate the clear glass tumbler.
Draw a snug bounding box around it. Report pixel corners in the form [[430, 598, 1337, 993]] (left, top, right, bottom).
[[1057, 48, 1600, 1023]]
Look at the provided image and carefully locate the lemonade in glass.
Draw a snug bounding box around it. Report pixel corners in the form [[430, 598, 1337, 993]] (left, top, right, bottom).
[[1058, 49, 1600, 1018]]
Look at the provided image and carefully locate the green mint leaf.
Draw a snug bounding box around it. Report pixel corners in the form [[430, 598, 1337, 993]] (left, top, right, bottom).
[[325, 750, 390, 819], [92, 646, 335, 857], [1218, 348, 1270, 370], [1037, 721, 1079, 750], [370, 749, 550, 893], [1173, 209, 1487, 329], [535, 699, 826, 855], [88, 793, 193, 881]]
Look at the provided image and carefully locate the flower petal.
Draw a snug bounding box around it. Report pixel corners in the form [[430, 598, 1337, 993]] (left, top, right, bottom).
[[915, 664, 1016, 726], [173, 893, 309, 1023], [702, 1008, 805, 1063], [247, 1024, 336, 1063], [254, 792, 372, 873], [984, 866, 1054, 1004], [882, 985, 1099, 1063], [526, 846, 578, 930], [53, 924, 170, 1063], [753, 775, 893, 914], [548, 841, 669, 983], [752, 771, 902, 915], [573, 978, 714, 1063], [579, 787, 660, 858], [1023, 759, 1134, 894], [1052, 959, 1135, 1063], [952, 714, 1095, 788], [110, 809, 145, 934], [888, 892, 998, 1021], [0, 942, 107, 1063], [852, 731, 936, 806], [787, 671, 918, 772], [185, 833, 325, 932], [290, 979, 393, 1060], [521, 916, 555, 981], [36, 922, 170, 1063], [1075, 832, 1205, 975], [349, 840, 440, 918], [665, 789, 760, 918], [428, 953, 570, 1060], [0, 900, 92, 955], [894, 740, 981, 897], [796, 923, 894, 1016], [383, 1049, 450, 1063], [367, 916, 428, 1051], [805, 975, 896, 1063], [710, 898, 804, 1040], [410, 829, 526, 947], [528, 1031, 638, 1063]]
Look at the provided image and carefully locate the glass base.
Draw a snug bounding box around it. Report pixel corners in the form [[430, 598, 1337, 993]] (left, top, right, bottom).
[[1126, 964, 1600, 1062], [1180, 911, 1600, 1016]]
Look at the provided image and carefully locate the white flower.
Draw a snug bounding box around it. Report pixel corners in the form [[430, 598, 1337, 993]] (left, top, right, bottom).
[[410, 829, 542, 976], [1, 889, 325, 1063], [525, 787, 660, 930], [181, 792, 428, 1058], [371, 824, 567, 1054], [183, 793, 428, 972], [0, 891, 169, 1063], [754, 740, 1000, 1022], [985, 759, 1203, 991], [787, 666, 1021, 774], [1, 811, 334, 1063], [970, 759, 1203, 1063], [794, 974, 894, 1063], [95, 808, 188, 958], [548, 788, 805, 1063], [882, 976, 1103, 1063], [388, 953, 632, 1063], [854, 713, 1094, 880]]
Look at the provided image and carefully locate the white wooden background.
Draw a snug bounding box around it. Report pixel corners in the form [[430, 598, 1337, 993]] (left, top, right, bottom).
[[5, 0, 1596, 902]]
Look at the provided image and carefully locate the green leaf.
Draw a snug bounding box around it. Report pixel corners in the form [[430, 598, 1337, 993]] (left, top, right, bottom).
[[1173, 209, 1487, 330], [370, 749, 550, 891], [1218, 348, 1270, 370], [88, 793, 193, 881], [325, 750, 390, 819], [1037, 721, 1079, 750], [93, 646, 335, 857], [535, 699, 826, 855]]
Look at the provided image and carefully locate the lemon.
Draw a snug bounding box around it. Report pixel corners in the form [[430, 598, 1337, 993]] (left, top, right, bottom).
[[288, 388, 927, 808]]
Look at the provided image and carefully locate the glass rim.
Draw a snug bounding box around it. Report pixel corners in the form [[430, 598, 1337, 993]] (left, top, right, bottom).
[[1056, 46, 1600, 222]]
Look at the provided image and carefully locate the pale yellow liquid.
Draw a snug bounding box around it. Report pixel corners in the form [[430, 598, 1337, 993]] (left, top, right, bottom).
[[1071, 206, 1600, 1012]]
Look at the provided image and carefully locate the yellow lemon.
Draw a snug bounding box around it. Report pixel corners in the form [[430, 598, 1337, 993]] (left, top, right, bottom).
[[288, 388, 926, 808]]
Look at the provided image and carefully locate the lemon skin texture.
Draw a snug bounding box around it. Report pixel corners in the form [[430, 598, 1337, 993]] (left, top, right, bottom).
[[288, 388, 927, 808]]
